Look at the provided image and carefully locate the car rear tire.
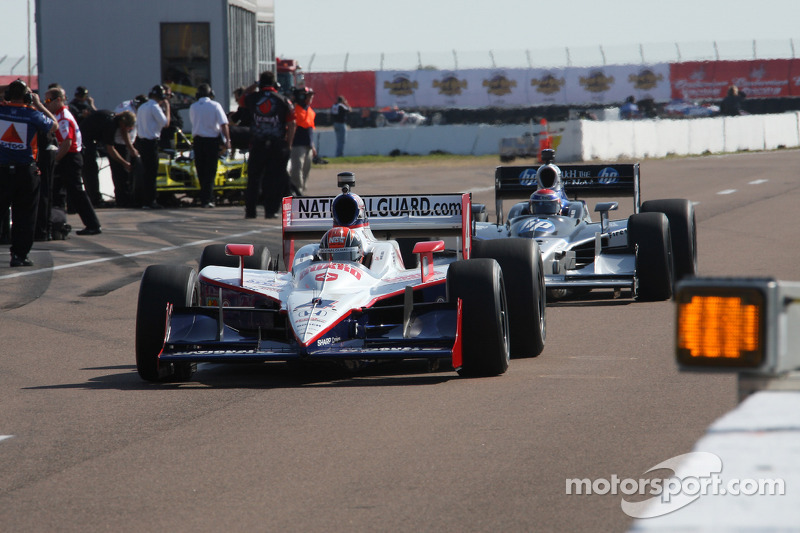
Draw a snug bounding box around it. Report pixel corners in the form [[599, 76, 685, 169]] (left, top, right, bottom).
[[641, 199, 697, 280], [198, 243, 271, 271], [473, 239, 546, 358], [447, 259, 510, 376], [472, 204, 489, 222], [628, 213, 674, 301], [136, 265, 199, 381]]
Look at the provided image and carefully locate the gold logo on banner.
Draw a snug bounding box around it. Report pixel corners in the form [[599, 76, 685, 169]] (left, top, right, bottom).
[[580, 71, 615, 93], [531, 74, 565, 95], [433, 76, 468, 96], [483, 75, 517, 96], [384, 76, 418, 97], [629, 69, 663, 90]]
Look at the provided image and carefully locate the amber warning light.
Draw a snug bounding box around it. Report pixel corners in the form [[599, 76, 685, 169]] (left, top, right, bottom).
[[676, 288, 765, 368], [675, 278, 800, 376]]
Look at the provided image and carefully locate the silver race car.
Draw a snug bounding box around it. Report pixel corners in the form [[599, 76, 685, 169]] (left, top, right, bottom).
[[474, 150, 697, 301]]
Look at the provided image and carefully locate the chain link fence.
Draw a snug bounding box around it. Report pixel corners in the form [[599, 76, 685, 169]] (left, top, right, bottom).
[[0, 55, 35, 77], [293, 38, 799, 73]]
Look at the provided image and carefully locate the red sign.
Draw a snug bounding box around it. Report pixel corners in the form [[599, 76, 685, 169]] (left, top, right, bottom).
[[304, 71, 376, 109], [671, 60, 800, 100]]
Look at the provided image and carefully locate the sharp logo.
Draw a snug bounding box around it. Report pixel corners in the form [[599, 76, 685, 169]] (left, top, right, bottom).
[[317, 336, 342, 347], [598, 167, 620, 184], [519, 168, 537, 186]]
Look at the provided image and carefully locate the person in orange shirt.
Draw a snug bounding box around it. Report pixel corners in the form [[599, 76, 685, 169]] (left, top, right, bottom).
[[289, 87, 316, 196]]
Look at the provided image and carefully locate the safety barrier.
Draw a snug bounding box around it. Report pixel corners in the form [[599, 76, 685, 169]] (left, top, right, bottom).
[[316, 112, 800, 162]]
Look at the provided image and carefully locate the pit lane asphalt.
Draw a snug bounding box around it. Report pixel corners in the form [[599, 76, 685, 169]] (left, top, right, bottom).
[[2, 150, 798, 531]]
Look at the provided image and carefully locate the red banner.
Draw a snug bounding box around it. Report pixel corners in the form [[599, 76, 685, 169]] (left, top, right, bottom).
[[304, 71, 376, 109], [671, 60, 800, 100], [0, 75, 38, 91]]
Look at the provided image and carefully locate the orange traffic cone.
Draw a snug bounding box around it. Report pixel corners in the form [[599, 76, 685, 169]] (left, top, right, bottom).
[[537, 119, 553, 163]]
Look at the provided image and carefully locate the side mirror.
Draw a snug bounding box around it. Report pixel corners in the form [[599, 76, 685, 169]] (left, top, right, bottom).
[[594, 202, 618, 233]]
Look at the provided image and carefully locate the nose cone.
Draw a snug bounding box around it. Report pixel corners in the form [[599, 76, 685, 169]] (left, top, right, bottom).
[[287, 288, 343, 346], [288, 262, 373, 346]]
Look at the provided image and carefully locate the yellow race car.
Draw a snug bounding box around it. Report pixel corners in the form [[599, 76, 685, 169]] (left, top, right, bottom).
[[157, 130, 248, 206]]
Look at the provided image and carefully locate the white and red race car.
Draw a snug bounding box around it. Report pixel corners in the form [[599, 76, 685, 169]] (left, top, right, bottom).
[[135, 172, 546, 382]]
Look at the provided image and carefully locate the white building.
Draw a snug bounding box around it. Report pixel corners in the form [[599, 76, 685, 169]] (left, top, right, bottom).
[[35, 0, 275, 115]]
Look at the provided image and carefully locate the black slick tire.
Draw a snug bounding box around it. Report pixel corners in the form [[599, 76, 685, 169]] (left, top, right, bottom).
[[641, 199, 697, 281], [447, 258, 510, 377], [628, 212, 674, 301], [199, 243, 271, 271], [473, 238, 546, 357], [136, 265, 199, 381]]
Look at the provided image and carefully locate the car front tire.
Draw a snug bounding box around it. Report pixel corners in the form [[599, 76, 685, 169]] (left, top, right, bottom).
[[136, 265, 199, 381], [447, 259, 510, 376]]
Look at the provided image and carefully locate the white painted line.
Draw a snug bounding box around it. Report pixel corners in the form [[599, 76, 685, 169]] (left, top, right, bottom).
[[0, 228, 272, 281], [717, 189, 737, 195], [749, 179, 769, 185], [0, 435, 13, 443]]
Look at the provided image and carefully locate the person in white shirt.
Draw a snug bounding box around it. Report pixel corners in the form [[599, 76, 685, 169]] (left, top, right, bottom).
[[189, 84, 231, 208], [114, 94, 146, 146], [135, 85, 170, 208]]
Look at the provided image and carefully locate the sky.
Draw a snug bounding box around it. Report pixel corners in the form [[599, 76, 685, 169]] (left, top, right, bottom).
[[274, 0, 800, 69], [2, 0, 799, 72], [272, 0, 799, 55]]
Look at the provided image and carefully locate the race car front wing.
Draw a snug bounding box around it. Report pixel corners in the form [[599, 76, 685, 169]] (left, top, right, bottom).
[[156, 300, 462, 365]]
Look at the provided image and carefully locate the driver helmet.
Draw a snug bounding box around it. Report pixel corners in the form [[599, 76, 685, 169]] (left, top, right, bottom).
[[529, 188, 562, 216], [319, 227, 364, 263]]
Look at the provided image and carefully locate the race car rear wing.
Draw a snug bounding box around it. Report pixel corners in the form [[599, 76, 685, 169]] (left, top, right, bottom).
[[281, 193, 473, 267], [494, 163, 640, 224]]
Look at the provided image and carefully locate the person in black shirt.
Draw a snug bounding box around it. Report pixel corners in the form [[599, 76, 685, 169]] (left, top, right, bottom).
[[720, 85, 746, 116], [69, 86, 103, 205], [330, 95, 350, 157], [79, 110, 138, 207], [243, 71, 295, 219]]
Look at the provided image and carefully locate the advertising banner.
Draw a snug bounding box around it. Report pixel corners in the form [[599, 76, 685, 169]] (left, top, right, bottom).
[[376, 70, 534, 108], [565, 64, 671, 106], [376, 64, 671, 108], [670, 60, 800, 100], [304, 71, 376, 109]]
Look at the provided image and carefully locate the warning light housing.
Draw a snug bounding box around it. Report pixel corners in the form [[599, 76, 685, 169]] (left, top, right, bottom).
[[675, 278, 800, 376]]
